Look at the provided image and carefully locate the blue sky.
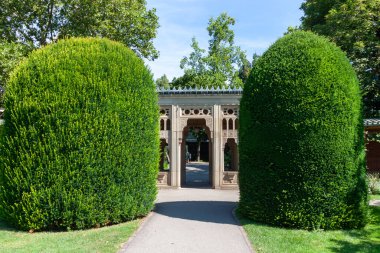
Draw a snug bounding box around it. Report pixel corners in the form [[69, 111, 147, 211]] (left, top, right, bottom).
[[146, 0, 305, 81]]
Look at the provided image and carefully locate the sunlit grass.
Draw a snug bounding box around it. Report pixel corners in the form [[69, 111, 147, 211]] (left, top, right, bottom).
[[240, 206, 380, 253], [0, 219, 140, 253]]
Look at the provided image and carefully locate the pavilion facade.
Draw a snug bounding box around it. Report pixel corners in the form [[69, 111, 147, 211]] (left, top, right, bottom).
[[157, 87, 241, 189]]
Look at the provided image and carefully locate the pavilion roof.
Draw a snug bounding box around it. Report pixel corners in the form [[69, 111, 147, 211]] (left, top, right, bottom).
[[0, 102, 379, 127], [157, 86, 243, 95], [364, 118, 380, 127]]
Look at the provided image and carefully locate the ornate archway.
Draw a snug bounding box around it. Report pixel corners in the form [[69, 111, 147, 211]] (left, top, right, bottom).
[[157, 87, 241, 189], [181, 118, 212, 187]]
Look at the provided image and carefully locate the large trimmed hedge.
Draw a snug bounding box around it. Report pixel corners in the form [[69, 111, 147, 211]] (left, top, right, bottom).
[[239, 31, 367, 230], [0, 38, 159, 231]]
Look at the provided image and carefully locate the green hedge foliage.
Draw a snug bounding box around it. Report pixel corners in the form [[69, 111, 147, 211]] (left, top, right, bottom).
[[239, 31, 368, 230], [0, 38, 159, 231]]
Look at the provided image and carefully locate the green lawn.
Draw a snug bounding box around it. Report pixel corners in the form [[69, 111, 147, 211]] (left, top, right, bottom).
[[240, 206, 380, 253], [0, 219, 140, 253], [370, 194, 380, 200]]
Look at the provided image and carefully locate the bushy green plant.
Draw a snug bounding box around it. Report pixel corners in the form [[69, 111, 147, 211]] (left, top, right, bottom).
[[239, 31, 368, 230], [0, 38, 159, 231], [367, 173, 380, 195]]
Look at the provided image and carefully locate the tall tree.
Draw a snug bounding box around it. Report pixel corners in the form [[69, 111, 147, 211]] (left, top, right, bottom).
[[180, 37, 207, 76], [0, 41, 30, 106], [205, 13, 245, 81], [176, 13, 248, 88], [300, 0, 346, 32], [238, 53, 260, 84], [0, 0, 159, 106], [0, 0, 159, 60], [156, 74, 170, 89], [300, 0, 380, 117]]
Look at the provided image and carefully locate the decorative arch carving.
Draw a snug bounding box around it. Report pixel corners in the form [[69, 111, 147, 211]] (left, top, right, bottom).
[[205, 117, 213, 131], [180, 118, 188, 130]]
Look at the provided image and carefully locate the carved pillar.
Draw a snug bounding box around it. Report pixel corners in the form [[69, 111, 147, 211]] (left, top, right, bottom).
[[205, 117, 214, 186], [212, 104, 222, 189], [178, 137, 183, 187], [170, 105, 180, 188]]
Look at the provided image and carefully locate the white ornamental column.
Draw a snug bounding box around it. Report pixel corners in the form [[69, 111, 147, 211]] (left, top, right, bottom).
[[212, 104, 221, 189], [169, 105, 180, 188]]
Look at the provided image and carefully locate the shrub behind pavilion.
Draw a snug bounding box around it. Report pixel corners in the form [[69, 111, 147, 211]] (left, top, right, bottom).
[[239, 31, 368, 230], [0, 38, 159, 231]]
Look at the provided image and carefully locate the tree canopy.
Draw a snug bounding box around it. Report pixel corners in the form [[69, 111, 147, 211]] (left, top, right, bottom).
[[0, 0, 159, 60], [0, 0, 159, 103], [300, 0, 380, 117], [0, 41, 29, 106], [156, 74, 170, 89], [300, 0, 346, 32], [174, 13, 248, 88]]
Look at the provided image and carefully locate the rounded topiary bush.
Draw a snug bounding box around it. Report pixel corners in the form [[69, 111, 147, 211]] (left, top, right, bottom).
[[0, 38, 159, 231], [239, 31, 367, 230]]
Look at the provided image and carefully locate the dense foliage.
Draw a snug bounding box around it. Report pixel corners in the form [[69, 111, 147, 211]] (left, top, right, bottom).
[[0, 0, 159, 98], [156, 74, 170, 89], [300, 0, 380, 117], [0, 0, 159, 60], [0, 40, 30, 106], [300, 0, 346, 31], [173, 13, 249, 88], [239, 31, 368, 230], [0, 37, 159, 231]]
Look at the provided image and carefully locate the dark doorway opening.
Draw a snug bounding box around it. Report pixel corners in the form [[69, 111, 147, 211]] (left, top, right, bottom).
[[159, 139, 169, 171], [181, 119, 212, 188]]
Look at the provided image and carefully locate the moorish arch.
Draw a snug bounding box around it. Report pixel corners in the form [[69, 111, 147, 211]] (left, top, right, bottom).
[[157, 87, 241, 189]]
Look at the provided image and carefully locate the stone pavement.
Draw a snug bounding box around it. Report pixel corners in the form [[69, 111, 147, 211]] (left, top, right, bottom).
[[119, 188, 254, 253], [185, 162, 210, 188]]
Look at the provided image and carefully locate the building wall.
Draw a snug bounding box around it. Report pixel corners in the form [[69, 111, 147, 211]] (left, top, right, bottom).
[[366, 127, 380, 173], [158, 91, 241, 189]]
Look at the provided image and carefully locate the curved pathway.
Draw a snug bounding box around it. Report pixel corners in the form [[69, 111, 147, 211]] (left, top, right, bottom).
[[119, 188, 253, 253]]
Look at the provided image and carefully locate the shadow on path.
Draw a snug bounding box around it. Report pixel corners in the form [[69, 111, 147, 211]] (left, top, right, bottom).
[[154, 201, 237, 225]]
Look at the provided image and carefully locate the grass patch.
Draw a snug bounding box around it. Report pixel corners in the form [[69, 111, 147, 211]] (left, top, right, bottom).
[[370, 194, 380, 200], [239, 206, 380, 253], [0, 219, 140, 253]]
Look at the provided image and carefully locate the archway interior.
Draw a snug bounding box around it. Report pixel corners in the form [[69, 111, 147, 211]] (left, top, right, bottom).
[[224, 138, 238, 171], [181, 118, 211, 188], [159, 139, 169, 171]]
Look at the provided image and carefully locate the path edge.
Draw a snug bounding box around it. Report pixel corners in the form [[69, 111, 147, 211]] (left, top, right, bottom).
[[118, 211, 155, 253], [232, 207, 256, 253]]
